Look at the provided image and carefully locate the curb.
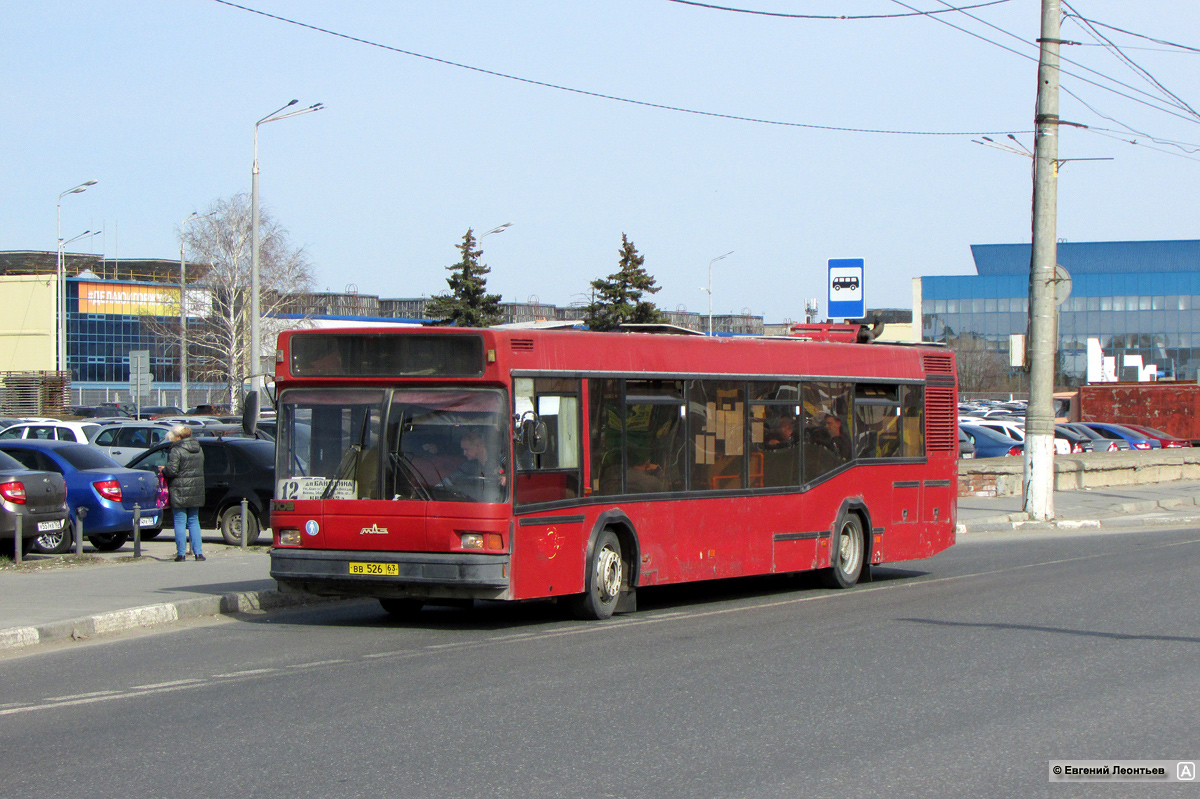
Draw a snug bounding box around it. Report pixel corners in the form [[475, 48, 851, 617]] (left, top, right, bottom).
[[959, 513, 1200, 535], [0, 588, 331, 652]]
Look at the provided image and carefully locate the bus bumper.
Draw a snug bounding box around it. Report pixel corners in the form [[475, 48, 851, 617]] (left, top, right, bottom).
[[270, 549, 512, 601]]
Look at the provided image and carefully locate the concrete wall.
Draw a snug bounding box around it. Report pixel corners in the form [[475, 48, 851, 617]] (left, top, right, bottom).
[[959, 450, 1200, 497], [0, 275, 55, 371]]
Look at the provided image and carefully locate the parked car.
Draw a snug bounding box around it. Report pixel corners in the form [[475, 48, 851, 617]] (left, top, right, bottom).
[[137, 405, 184, 420], [0, 449, 68, 557], [90, 422, 174, 465], [1060, 423, 1130, 452], [96, 402, 135, 418], [190, 424, 273, 441], [1120, 424, 1191, 449], [186, 404, 228, 415], [67, 406, 127, 419], [1054, 424, 1093, 454], [153, 416, 226, 428], [127, 437, 275, 545], [0, 420, 103, 444], [0, 440, 162, 553], [1080, 422, 1161, 451], [959, 424, 1024, 458], [972, 420, 1025, 442], [958, 427, 975, 459]]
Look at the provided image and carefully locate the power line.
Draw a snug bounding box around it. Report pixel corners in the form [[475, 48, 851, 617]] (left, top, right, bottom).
[[1062, 14, 1200, 54], [908, 0, 1200, 123], [884, 0, 1200, 126], [1062, 84, 1200, 154], [206, 0, 1030, 137], [1061, 1, 1199, 122], [665, 0, 1012, 21]]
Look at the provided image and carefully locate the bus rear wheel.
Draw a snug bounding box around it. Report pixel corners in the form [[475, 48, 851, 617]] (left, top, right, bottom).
[[571, 529, 623, 620], [821, 515, 864, 589]]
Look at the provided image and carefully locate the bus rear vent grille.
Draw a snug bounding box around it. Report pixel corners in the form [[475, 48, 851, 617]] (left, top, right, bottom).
[[925, 386, 956, 452], [511, 338, 535, 352], [922, 354, 954, 375]]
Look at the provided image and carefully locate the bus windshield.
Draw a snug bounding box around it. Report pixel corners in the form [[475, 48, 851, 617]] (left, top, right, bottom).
[[277, 387, 511, 503]]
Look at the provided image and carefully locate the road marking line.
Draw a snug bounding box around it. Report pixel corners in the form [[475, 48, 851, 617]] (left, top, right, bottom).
[[287, 659, 348, 668], [43, 690, 119, 702], [211, 668, 279, 678], [130, 679, 204, 691]]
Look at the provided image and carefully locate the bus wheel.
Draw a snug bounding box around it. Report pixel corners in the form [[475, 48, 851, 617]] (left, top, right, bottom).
[[571, 529, 623, 620], [379, 598, 424, 618], [821, 515, 864, 589]]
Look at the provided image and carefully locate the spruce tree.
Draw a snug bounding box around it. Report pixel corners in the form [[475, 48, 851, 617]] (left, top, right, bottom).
[[426, 228, 503, 327], [584, 234, 664, 331]]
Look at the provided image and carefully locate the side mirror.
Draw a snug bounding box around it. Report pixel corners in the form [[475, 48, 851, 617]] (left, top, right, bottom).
[[242, 390, 260, 437], [522, 418, 548, 455]]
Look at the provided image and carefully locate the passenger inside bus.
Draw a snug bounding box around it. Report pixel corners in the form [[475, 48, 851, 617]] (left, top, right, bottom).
[[625, 450, 669, 493]]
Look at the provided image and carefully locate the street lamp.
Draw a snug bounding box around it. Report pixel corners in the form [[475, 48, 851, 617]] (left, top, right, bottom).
[[478, 222, 513, 244], [251, 100, 323, 399], [56, 179, 98, 371], [701, 251, 733, 336], [180, 211, 216, 411]]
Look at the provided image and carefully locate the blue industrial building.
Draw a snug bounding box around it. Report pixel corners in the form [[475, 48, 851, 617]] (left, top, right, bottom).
[[919, 240, 1200, 385]]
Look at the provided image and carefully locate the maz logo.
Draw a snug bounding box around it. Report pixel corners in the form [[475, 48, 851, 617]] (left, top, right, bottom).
[[360, 524, 389, 535]]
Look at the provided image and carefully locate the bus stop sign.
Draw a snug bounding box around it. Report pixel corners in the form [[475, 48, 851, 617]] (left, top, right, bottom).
[[828, 258, 865, 320]]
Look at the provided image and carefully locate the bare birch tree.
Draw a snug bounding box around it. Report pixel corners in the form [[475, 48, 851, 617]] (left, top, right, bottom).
[[182, 193, 315, 407]]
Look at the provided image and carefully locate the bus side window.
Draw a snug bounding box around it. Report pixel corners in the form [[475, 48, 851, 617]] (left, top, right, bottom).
[[515, 378, 583, 505], [803, 381, 853, 482]]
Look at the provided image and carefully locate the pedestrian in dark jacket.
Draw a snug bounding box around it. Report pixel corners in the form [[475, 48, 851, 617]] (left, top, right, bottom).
[[163, 425, 206, 562]]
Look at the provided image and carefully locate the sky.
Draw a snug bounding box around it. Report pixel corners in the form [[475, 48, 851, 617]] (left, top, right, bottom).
[[5, 1, 1199, 323]]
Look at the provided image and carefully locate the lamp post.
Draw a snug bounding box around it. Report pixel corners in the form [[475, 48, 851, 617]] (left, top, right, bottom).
[[251, 100, 323, 399], [701, 251, 733, 336], [56, 179, 98, 371], [180, 211, 215, 410]]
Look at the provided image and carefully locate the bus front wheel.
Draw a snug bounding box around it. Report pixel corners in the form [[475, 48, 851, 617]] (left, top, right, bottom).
[[571, 529, 624, 621], [821, 514, 865, 589]]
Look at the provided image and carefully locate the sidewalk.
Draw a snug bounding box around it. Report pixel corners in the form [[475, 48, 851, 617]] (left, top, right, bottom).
[[0, 531, 324, 652], [958, 478, 1200, 533], [3, 481, 1199, 652]]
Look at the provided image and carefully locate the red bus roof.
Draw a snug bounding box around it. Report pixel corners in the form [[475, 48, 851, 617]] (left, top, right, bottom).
[[276, 327, 953, 384]]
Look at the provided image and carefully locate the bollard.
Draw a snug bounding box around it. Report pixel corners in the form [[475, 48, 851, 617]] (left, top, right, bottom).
[[240, 498, 249, 550], [74, 507, 86, 555], [13, 514, 22, 566], [133, 503, 142, 559]]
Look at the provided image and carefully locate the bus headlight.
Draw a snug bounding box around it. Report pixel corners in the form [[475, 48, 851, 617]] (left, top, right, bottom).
[[278, 529, 302, 546], [459, 532, 504, 551]]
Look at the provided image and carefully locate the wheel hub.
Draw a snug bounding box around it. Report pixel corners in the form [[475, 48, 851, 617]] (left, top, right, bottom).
[[596, 545, 622, 601]]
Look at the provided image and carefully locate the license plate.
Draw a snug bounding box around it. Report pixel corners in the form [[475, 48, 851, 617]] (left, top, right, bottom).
[[349, 562, 399, 576], [139, 515, 158, 527], [37, 519, 64, 532]]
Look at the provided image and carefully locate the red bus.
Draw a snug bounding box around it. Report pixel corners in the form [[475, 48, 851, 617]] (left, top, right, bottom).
[[268, 325, 958, 619]]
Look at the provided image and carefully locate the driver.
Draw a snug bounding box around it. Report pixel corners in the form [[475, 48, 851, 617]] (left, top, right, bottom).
[[441, 429, 507, 502]]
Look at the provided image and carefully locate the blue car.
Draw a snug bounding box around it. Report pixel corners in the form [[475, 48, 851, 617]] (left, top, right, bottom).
[[0, 440, 162, 553], [959, 424, 1024, 459], [1080, 422, 1161, 451]]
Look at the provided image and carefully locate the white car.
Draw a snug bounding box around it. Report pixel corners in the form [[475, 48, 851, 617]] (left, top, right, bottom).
[[90, 422, 173, 465], [0, 421, 102, 444], [976, 420, 1076, 455]]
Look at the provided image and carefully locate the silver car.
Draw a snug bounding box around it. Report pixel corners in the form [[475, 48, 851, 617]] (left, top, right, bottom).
[[90, 422, 172, 465]]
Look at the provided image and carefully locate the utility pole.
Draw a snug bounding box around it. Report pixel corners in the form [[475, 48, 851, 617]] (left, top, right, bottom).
[[1024, 0, 1061, 521]]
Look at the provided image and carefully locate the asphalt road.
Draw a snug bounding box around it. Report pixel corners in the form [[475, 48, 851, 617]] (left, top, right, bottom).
[[3, 525, 1199, 799]]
